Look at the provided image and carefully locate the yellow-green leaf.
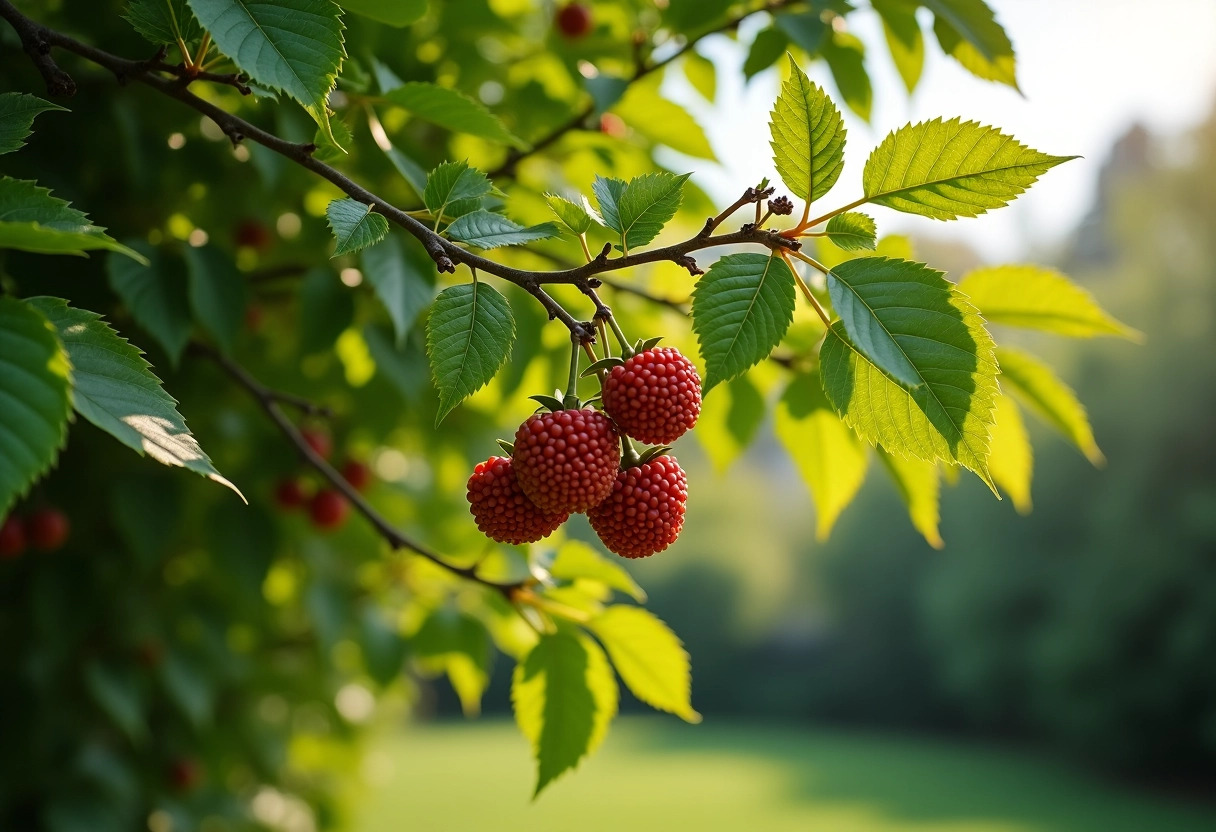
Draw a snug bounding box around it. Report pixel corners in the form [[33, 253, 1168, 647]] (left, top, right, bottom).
[[988, 393, 1033, 514], [768, 54, 845, 205], [958, 264, 1141, 340], [549, 541, 645, 603], [877, 448, 944, 548], [996, 346, 1103, 466], [775, 372, 867, 541], [589, 606, 699, 724]]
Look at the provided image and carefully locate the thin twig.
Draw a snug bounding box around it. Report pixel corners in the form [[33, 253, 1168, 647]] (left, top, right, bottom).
[[194, 344, 522, 596]]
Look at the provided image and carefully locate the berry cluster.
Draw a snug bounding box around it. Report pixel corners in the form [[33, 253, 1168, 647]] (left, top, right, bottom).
[[273, 427, 372, 532], [0, 506, 70, 559], [467, 344, 701, 559]]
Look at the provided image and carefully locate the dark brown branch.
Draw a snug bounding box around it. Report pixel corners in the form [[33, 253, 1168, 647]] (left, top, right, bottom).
[[0, 0, 74, 95], [193, 344, 522, 596], [487, 0, 795, 179], [153, 59, 252, 95]]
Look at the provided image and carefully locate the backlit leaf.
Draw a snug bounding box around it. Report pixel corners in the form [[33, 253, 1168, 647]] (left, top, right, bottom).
[[548, 541, 645, 603], [823, 212, 877, 251], [822, 32, 872, 122], [423, 161, 493, 221], [877, 448, 944, 548], [513, 629, 617, 797], [445, 210, 559, 249], [924, 0, 1018, 88], [384, 82, 526, 149], [0, 177, 146, 262], [744, 27, 788, 80], [545, 193, 599, 235], [862, 119, 1074, 220], [987, 393, 1033, 514], [958, 264, 1141, 340], [775, 372, 868, 540], [614, 76, 715, 161], [613, 172, 689, 253], [125, 0, 202, 46], [873, 0, 924, 93], [769, 55, 846, 205], [589, 606, 699, 723], [996, 346, 1103, 466]]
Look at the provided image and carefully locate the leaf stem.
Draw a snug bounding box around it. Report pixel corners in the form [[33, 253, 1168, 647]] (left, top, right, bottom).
[[804, 196, 868, 230], [578, 233, 592, 263]]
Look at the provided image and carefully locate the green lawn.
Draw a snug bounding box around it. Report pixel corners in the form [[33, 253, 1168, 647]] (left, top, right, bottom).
[[354, 718, 1216, 832]]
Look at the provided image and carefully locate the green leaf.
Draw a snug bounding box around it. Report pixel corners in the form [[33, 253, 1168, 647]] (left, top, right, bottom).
[[545, 193, 598, 236], [360, 233, 435, 347], [159, 650, 213, 728], [774, 12, 827, 55], [423, 161, 493, 221], [589, 606, 699, 723], [591, 176, 626, 239], [426, 281, 515, 424], [413, 609, 491, 716], [924, 0, 1018, 89], [512, 629, 618, 798], [744, 27, 789, 80], [548, 540, 645, 603], [614, 75, 716, 161], [996, 346, 1103, 466], [327, 198, 389, 256], [873, 0, 924, 93], [106, 243, 193, 366], [816, 231, 914, 270], [445, 210, 559, 249], [958, 264, 1141, 340], [819, 259, 999, 488], [338, 0, 424, 26], [26, 297, 244, 500], [822, 32, 872, 122], [383, 82, 526, 149], [876, 448, 944, 548], [0, 298, 71, 517], [85, 662, 146, 744], [183, 244, 247, 354], [682, 51, 716, 102], [614, 172, 690, 253], [769, 55, 846, 205], [823, 212, 876, 251], [0, 93, 67, 155], [0, 177, 146, 262], [695, 374, 766, 473], [861, 119, 1075, 220], [299, 267, 354, 354], [692, 253, 796, 391], [585, 75, 629, 116], [987, 392, 1033, 514], [384, 145, 428, 200], [186, 0, 346, 144], [124, 0, 202, 46], [775, 372, 867, 541]]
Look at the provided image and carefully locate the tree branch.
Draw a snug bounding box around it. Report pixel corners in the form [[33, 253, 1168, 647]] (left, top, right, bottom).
[[193, 343, 523, 596]]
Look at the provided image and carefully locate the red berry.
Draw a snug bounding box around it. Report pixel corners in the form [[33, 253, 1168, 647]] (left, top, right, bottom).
[[169, 758, 202, 791], [513, 409, 620, 514], [555, 3, 593, 38], [27, 507, 69, 551], [599, 113, 627, 138], [588, 455, 687, 559], [274, 477, 309, 510], [341, 460, 372, 492], [603, 347, 702, 445], [467, 456, 568, 545], [233, 218, 272, 251], [0, 516, 25, 559], [309, 489, 349, 530], [301, 428, 332, 461]]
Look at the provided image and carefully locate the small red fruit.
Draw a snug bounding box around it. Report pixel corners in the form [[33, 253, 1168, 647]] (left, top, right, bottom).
[[274, 477, 309, 510], [341, 460, 372, 492], [588, 454, 688, 559], [599, 113, 627, 138], [301, 428, 332, 461], [233, 218, 272, 251], [513, 409, 620, 514], [0, 516, 25, 559], [555, 3, 593, 38], [603, 347, 702, 445], [169, 758, 202, 791], [467, 456, 568, 545], [309, 489, 349, 530], [27, 507, 69, 552]]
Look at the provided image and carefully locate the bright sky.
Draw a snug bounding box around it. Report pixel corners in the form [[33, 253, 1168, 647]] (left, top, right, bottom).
[[664, 0, 1216, 262]]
